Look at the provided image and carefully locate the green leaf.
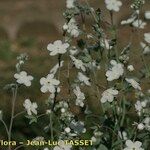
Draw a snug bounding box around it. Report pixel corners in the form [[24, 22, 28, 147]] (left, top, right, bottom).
[[29, 117, 37, 124], [26, 115, 37, 124], [80, 53, 92, 63]]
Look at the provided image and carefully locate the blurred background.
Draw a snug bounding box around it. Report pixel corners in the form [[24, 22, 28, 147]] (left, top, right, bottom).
[[0, 0, 149, 149]]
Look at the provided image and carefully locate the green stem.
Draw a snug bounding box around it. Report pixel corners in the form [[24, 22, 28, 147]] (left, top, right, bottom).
[[8, 85, 18, 150], [120, 97, 126, 127], [13, 111, 25, 119], [0, 119, 9, 138], [50, 113, 53, 150]]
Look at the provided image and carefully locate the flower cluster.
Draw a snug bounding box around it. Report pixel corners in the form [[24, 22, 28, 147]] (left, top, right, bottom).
[[1, 1, 150, 150], [63, 18, 80, 38]]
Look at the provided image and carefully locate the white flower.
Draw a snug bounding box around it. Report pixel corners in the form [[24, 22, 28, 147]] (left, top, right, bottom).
[[125, 78, 141, 90], [14, 71, 33, 87], [105, 0, 122, 12], [77, 72, 91, 86], [144, 33, 150, 44], [63, 18, 79, 37], [70, 56, 86, 72], [47, 40, 69, 56], [145, 11, 150, 19], [53, 141, 72, 150], [61, 108, 66, 113], [137, 123, 145, 130], [44, 148, 49, 150], [135, 100, 147, 115], [101, 88, 118, 103], [50, 61, 64, 75], [65, 127, 71, 133], [23, 99, 38, 116], [140, 42, 150, 54], [127, 65, 134, 72], [133, 122, 145, 130], [40, 74, 60, 93], [66, 0, 75, 9], [132, 19, 146, 29], [124, 140, 144, 150], [106, 60, 124, 81], [73, 86, 85, 107]]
